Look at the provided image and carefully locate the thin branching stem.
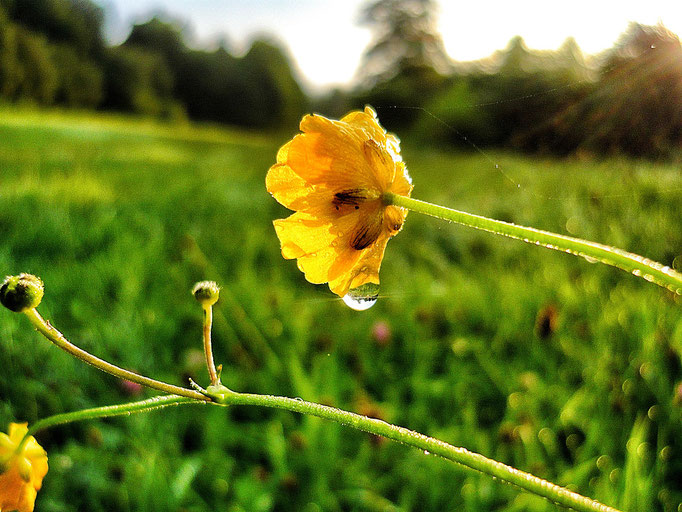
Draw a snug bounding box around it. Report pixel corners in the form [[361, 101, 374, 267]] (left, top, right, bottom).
[[23, 308, 209, 401], [19, 395, 199, 450], [18, 300, 623, 512]]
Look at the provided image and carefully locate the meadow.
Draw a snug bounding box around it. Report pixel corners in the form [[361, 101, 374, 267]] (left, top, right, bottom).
[[0, 107, 680, 512]]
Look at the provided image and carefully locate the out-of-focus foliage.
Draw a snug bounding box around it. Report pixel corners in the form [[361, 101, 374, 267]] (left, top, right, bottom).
[[372, 23, 682, 158], [1, 0, 682, 156], [102, 45, 177, 118], [50, 44, 103, 107], [121, 18, 307, 128], [0, 21, 58, 104], [0, 2, 306, 128], [586, 23, 682, 157], [352, 0, 449, 129], [357, 0, 450, 84], [1, 109, 681, 512], [0, 0, 104, 56]]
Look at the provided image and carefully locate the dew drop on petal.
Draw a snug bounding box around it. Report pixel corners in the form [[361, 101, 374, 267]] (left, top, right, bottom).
[[342, 283, 379, 311]]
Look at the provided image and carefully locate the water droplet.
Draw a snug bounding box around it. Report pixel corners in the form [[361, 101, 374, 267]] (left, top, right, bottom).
[[342, 283, 379, 311], [583, 256, 598, 264], [423, 450, 430, 455]]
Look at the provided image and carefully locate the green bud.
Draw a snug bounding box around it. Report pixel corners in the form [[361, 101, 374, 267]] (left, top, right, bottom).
[[0, 274, 44, 312], [192, 281, 220, 307]]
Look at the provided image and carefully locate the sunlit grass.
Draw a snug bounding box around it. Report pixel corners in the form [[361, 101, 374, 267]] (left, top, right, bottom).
[[0, 108, 680, 511]]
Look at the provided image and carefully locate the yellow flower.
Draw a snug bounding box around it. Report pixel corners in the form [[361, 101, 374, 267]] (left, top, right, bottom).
[[0, 423, 48, 512], [266, 106, 413, 299]]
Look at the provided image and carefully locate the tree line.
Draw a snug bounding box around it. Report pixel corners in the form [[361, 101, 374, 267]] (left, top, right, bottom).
[[345, 0, 682, 158], [1, 0, 681, 158], [0, 0, 307, 128]]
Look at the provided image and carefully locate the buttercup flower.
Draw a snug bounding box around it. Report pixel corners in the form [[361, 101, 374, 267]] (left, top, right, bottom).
[[266, 106, 413, 299], [0, 423, 48, 512]]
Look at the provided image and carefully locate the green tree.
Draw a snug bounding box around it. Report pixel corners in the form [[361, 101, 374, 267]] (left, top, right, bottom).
[[0, 0, 104, 56], [357, 0, 450, 84], [11, 26, 58, 104], [499, 35, 530, 75], [102, 46, 175, 117], [123, 16, 186, 69], [0, 6, 21, 99], [591, 23, 682, 156], [238, 38, 307, 128], [51, 43, 103, 107], [354, 0, 449, 130]]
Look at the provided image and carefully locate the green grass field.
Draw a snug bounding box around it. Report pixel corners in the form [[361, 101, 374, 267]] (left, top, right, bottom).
[[1, 107, 681, 512]]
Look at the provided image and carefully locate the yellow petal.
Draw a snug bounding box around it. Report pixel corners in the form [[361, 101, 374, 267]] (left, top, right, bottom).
[[297, 244, 363, 286], [268, 107, 412, 298], [8, 424, 28, 444], [276, 140, 291, 163], [290, 118, 382, 191], [266, 163, 329, 212], [0, 468, 24, 511], [274, 210, 361, 259], [390, 162, 413, 197]]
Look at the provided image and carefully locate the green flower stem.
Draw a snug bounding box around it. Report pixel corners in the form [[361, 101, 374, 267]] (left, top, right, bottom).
[[23, 308, 209, 402], [202, 305, 219, 385], [208, 387, 620, 512], [19, 395, 197, 450], [385, 193, 682, 294]]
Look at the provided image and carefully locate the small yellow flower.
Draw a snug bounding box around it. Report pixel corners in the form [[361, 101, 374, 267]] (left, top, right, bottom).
[[0, 423, 48, 512], [266, 106, 413, 298]]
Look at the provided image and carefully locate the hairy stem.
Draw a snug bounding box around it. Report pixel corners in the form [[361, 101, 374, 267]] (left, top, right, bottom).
[[208, 387, 621, 512], [202, 305, 219, 385], [20, 395, 198, 449], [385, 193, 682, 294], [23, 308, 209, 401]]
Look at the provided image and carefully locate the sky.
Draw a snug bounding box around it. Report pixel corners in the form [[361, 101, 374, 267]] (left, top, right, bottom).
[[96, 0, 682, 90]]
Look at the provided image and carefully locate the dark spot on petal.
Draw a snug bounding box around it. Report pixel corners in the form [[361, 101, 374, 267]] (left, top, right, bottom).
[[350, 216, 383, 250], [333, 189, 369, 207]]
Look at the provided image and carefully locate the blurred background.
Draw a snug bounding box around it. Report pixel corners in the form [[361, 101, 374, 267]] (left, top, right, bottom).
[[0, 0, 682, 156], [1, 1, 681, 511]]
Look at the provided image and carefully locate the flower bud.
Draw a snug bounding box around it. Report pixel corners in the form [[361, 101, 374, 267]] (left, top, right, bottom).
[[192, 281, 220, 307], [0, 274, 44, 312]]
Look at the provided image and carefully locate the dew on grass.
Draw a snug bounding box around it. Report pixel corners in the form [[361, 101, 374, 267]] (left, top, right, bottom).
[[343, 283, 379, 311]]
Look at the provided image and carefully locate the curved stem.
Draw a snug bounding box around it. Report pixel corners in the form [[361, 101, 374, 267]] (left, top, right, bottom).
[[23, 308, 209, 401], [385, 193, 682, 295], [208, 387, 621, 512], [20, 395, 198, 450]]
